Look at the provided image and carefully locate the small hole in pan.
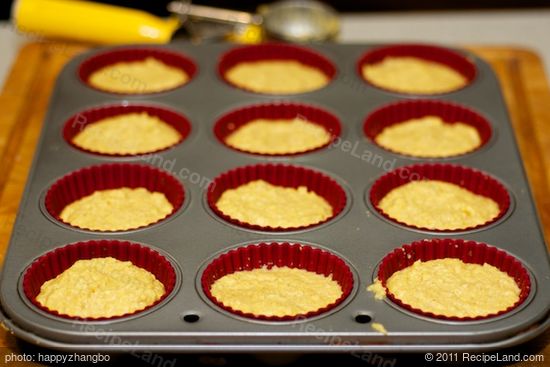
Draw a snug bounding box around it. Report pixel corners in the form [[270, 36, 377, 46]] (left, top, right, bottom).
[[354, 313, 372, 324], [183, 313, 200, 323]]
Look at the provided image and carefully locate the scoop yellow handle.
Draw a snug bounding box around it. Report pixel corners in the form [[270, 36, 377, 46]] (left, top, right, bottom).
[[13, 0, 180, 44]]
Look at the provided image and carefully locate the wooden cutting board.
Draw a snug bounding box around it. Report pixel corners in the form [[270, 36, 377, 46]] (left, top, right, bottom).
[[0, 42, 548, 365]]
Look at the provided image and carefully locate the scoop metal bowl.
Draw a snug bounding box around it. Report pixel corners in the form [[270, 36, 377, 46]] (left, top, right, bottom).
[[261, 0, 340, 42]]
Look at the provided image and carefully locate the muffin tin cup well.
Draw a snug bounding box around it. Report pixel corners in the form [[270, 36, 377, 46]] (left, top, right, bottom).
[[22, 239, 178, 321], [376, 238, 532, 321], [357, 43, 477, 95], [369, 163, 511, 232], [213, 102, 342, 156], [206, 163, 348, 232], [363, 99, 492, 158], [63, 103, 192, 157], [201, 242, 355, 322], [217, 43, 337, 95], [78, 47, 198, 95], [44, 163, 185, 232]]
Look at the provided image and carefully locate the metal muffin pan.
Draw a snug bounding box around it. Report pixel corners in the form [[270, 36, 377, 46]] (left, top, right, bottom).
[[0, 43, 549, 352]]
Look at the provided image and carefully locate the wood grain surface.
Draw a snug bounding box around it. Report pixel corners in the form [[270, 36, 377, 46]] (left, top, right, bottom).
[[0, 42, 548, 366]]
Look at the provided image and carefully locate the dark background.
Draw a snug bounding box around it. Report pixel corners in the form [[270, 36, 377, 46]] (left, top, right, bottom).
[[2, 0, 550, 20]]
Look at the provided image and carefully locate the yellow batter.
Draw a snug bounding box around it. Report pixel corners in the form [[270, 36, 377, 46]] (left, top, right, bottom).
[[371, 322, 388, 335], [375, 116, 481, 158], [89, 57, 188, 93], [215, 180, 332, 228], [362, 57, 468, 94], [60, 187, 173, 231], [370, 259, 520, 318], [72, 112, 182, 155], [36, 257, 165, 318], [210, 266, 342, 317], [225, 118, 331, 154], [225, 60, 329, 94], [367, 279, 386, 300], [378, 180, 500, 230]]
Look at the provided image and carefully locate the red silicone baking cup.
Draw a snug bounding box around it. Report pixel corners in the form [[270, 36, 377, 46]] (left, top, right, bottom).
[[213, 102, 341, 156], [369, 163, 510, 232], [357, 44, 477, 95], [44, 163, 185, 232], [218, 43, 336, 94], [363, 99, 492, 158], [79, 47, 197, 94], [207, 164, 347, 232], [22, 239, 177, 321], [201, 242, 354, 321], [376, 238, 531, 321], [63, 104, 192, 157]]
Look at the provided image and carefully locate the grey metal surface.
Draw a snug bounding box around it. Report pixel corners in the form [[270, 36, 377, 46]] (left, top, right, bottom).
[[0, 43, 549, 352]]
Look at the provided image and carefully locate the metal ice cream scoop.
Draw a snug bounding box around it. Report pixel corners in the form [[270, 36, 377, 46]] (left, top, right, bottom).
[[13, 0, 339, 44], [168, 0, 340, 43]]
